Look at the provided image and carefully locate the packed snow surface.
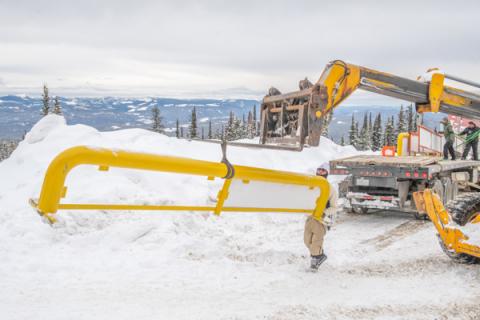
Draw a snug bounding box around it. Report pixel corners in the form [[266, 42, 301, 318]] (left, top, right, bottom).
[[1, 115, 479, 320]]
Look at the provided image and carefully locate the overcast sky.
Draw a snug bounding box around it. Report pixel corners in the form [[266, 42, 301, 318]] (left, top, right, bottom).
[[0, 0, 479, 103]]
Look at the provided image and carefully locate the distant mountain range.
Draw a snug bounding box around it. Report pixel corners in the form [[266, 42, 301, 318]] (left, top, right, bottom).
[[0, 95, 446, 142]]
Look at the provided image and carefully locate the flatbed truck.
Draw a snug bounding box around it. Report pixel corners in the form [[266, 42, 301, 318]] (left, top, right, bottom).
[[330, 155, 480, 218]]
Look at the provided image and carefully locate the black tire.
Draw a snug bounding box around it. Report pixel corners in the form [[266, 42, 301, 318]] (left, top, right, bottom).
[[352, 206, 369, 214], [437, 235, 480, 264], [445, 193, 480, 226], [413, 211, 429, 220]]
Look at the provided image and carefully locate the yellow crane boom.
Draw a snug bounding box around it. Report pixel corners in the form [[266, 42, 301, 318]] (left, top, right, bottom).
[[260, 60, 480, 149]]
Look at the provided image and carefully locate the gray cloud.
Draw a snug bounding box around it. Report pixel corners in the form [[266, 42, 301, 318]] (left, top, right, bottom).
[[0, 0, 479, 101]]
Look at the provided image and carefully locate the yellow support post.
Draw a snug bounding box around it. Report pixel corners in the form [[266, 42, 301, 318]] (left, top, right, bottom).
[[30, 146, 330, 224], [396, 132, 410, 156], [214, 179, 232, 216]]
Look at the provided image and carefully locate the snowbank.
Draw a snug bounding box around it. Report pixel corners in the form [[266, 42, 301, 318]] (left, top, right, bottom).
[[1, 115, 479, 320]]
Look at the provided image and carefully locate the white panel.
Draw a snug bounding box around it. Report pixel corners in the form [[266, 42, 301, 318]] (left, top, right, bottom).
[[223, 179, 321, 210], [410, 135, 419, 153], [401, 137, 409, 155], [419, 127, 431, 149]]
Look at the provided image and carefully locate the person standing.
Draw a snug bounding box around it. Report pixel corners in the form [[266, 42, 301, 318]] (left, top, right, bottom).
[[304, 164, 338, 270], [459, 121, 480, 160], [441, 117, 456, 160]]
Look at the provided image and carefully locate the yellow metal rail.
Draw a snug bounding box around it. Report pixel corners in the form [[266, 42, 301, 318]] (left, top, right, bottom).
[[30, 146, 330, 224]]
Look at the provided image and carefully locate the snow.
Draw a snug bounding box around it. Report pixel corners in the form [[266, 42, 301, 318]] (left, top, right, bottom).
[[459, 222, 480, 244], [0, 115, 479, 320]]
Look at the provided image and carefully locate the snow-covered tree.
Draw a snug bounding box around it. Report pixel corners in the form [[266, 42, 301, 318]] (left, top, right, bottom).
[[151, 106, 164, 133], [407, 104, 414, 132], [372, 113, 383, 151], [413, 112, 420, 131], [189, 106, 198, 138], [357, 113, 370, 150], [247, 111, 255, 139], [396, 105, 407, 135], [232, 117, 243, 140], [384, 116, 396, 146], [340, 136, 345, 146], [349, 114, 359, 148], [368, 112, 373, 146], [41, 84, 50, 116], [52, 96, 62, 115], [225, 111, 235, 141], [0, 140, 18, 162]]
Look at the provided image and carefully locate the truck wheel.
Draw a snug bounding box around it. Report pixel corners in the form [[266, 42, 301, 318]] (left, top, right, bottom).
[[445, 193, 480, 226], [413, 211, 428, 220], [437, 235, 479, 264], [353, 207, 369, 214], [346, 201, 368, 214]]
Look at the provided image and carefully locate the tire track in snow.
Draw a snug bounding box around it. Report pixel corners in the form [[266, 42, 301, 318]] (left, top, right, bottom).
[[360, 220, 429, 250]]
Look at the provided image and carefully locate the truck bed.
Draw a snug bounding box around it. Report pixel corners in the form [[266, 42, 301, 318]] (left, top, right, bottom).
[[331, 155, 480, 171], [331, 155, 442, 168]]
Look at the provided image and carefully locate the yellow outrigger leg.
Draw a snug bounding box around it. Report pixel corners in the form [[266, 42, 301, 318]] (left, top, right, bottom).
[[413, 189, 480, 260], [30, 146, 330, 224]]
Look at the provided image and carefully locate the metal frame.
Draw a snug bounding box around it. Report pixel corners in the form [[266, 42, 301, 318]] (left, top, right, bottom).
[[30, 146, 330, 224]]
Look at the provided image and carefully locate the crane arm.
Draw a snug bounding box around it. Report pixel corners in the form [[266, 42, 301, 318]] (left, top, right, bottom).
[[260, 60, 480, 149], [313, 60, 480, 118]]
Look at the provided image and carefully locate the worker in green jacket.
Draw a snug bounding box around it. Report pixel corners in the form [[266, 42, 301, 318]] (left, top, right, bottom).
[[441, 117, 456, 160]]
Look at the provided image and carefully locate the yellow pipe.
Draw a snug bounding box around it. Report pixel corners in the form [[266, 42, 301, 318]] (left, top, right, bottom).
[[396, 132, 410, 156], [214, 179, 232, 216], [55, 203, 313, 214], [33, 146, 330, 223]]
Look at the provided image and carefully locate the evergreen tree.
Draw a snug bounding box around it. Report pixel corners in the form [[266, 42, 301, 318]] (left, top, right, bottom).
[[41, 84, 50, 116], [208, 120, 213, 139], [368, 112, 373, 147], [0, 139, 19, 162], [180, 127, 184, 138], [349, 114, 358, 148], [189, 106, 198, 138], [413, 112, 419, 131], [372, 113, 383, 151], [384, 116, 396, 146], [151, 106, 164, 133], [225, 111, 235, 141], [340, 136, 345, 146], [231, 117, 243, 140], [201, 127, 205, 140], [358, 113, 369, 150], [176, 119, 180, 138], [247, 111, 255, 139], [407, 104, 414, 132], [241, 114, 248, 139], [52, 96, 62, 115], [396, 105, 407, 135]]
